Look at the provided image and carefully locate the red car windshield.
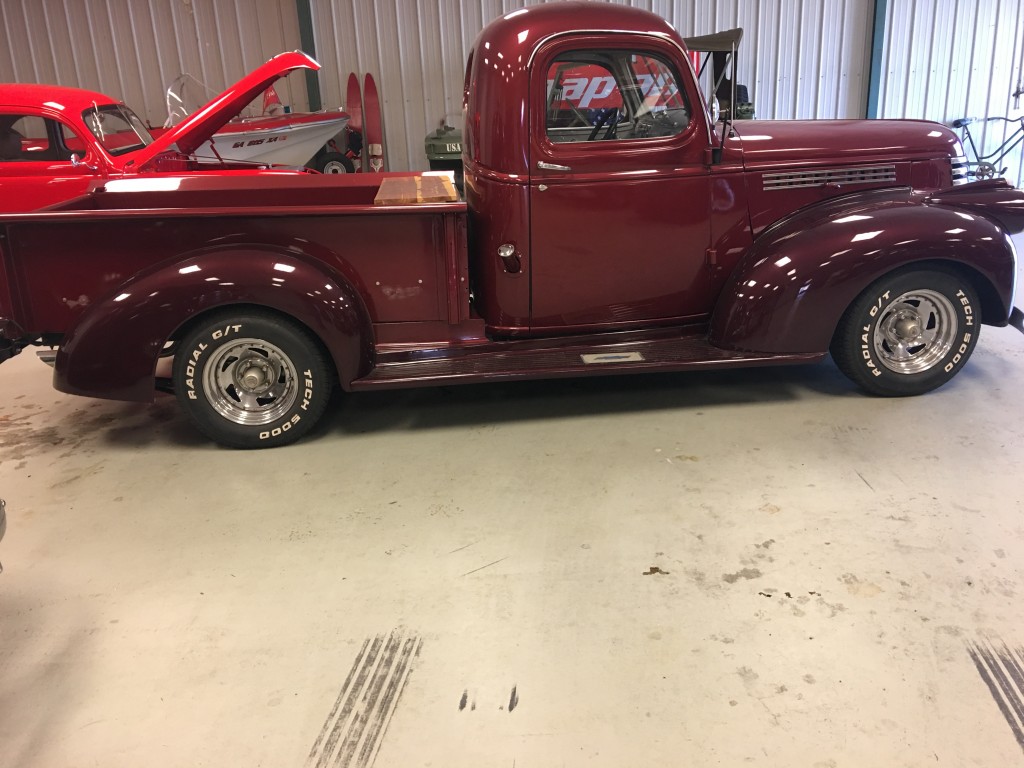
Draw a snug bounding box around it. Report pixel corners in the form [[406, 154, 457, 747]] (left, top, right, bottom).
[[83, 104, 154, 156]]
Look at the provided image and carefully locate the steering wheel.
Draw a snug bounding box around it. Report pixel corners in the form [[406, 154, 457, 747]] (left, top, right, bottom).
[[587, 108, 619, 141]]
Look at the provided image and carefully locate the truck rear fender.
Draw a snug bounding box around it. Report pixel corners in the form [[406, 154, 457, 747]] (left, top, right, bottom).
[[711, 186, 1018, 355], [54, 246, 373, 403]]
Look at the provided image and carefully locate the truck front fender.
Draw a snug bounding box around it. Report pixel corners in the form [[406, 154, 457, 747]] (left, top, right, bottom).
[[711, 186, 1019, 355], [54, 246, 373, 402]]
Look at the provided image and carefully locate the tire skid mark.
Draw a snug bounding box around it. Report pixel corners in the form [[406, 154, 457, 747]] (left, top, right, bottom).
[[335, 632, 403, 767], [307, 629, 423, 768], [966, 637, 1024, 750], [358, 636, 423, 768], [307, 637, 374, 766], [314, 635, 385, 768]]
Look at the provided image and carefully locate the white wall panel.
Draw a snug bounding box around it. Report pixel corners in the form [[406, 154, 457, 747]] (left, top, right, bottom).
[[0, 0, 306, 129], [310, 0, 874, 172], [877, 0, 1024, 187]]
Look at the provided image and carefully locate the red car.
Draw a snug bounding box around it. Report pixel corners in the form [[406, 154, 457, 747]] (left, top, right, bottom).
[[0, 51, 320, 212]]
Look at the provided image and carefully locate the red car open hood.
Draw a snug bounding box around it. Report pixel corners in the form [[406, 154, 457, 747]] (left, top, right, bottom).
[[127, 51, 320, 170]]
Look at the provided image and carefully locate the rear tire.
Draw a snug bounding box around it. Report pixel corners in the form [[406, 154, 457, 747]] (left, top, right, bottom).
[[831, 268, 980, 396], [173, 311, 331, 448]]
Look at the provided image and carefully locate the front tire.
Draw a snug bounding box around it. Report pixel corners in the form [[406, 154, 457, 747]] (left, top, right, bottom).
[[173, 312, 331, 448], [831, 268, 981, 396]]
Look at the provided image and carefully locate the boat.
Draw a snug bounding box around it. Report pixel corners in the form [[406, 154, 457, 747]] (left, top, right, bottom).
[[190, 110, 350, 167], [158, 74, 350, 169]]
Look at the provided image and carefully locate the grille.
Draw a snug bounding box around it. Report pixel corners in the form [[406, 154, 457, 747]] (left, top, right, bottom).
[[763, 165, 897, 191]]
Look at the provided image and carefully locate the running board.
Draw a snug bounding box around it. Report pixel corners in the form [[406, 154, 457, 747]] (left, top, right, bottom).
[[351, 332, 822, 390]]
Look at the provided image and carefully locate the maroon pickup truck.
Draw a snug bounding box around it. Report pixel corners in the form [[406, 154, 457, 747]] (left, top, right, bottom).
[[1, 2, 1022, 448]]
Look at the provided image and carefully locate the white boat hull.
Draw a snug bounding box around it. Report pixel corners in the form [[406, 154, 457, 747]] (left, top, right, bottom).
[[194, 114, 350, 167]]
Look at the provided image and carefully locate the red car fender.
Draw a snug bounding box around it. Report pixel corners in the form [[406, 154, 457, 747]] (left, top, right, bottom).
[[53, 247, 373, 403], [711, 186, 1019, 355]]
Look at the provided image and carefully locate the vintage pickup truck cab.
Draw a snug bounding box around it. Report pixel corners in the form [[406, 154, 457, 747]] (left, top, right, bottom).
[[0, 2, 1022, 448]]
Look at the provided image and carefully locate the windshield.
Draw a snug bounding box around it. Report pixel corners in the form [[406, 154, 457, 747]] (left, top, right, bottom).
[[82, 104, 154, 156]]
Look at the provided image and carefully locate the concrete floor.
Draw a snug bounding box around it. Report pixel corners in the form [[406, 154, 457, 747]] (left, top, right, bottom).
[[1, 323, 1023, 768]]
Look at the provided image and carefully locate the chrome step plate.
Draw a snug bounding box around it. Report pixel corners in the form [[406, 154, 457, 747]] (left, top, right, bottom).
[[580, 351, 645, 364]]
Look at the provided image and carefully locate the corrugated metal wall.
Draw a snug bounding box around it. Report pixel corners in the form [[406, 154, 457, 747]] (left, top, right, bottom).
[[309, 0, 874, 172], [0, 0, 307, 129], [876, 0, 1024, 187]]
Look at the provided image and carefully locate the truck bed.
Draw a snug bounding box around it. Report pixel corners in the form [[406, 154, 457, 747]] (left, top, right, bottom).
[[0, 172, 470, 344]]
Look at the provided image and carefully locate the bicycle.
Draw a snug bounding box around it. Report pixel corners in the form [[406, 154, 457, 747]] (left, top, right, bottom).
[[951, 115, 1024, 180]]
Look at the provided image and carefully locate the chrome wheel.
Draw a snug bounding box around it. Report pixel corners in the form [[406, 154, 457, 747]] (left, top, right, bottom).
[[872, 289, 957, 375], [174, 312, 332, 448], [832, 268, 980, 396], [203, 338, 298, 425]]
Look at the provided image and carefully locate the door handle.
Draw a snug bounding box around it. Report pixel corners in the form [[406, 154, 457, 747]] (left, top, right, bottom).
[[537, 161, 572, 171], [497, 243, 521, 274]]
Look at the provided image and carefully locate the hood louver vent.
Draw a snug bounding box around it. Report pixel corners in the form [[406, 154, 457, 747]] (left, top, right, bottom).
[[951, 156, 970, 185], [763, 165, 897, 191]]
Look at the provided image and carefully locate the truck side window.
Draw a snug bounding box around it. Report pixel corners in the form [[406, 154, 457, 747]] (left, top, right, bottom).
[[545, 51, 689, 144]]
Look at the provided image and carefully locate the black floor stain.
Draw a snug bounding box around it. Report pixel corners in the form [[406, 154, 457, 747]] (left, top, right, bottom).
[[307, 629, 423, 768], [966, 638, 1024, 751]]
